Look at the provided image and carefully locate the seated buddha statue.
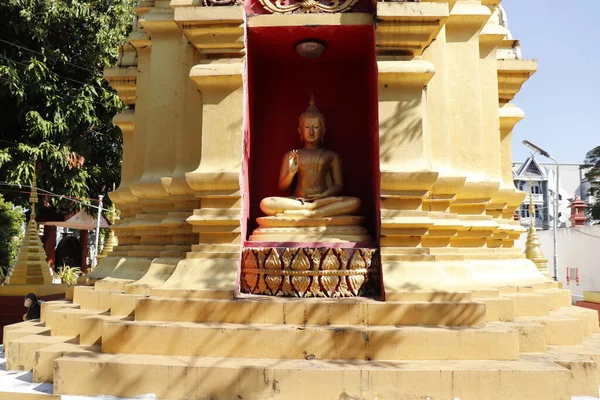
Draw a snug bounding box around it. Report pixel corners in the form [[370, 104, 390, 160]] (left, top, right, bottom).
[[250, 95, 371, 243]]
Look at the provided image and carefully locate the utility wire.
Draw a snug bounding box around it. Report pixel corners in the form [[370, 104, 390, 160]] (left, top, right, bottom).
[[0, 76, 117, 109], [570, 228, 600, 240], [0, 182, 111, 212], [0, 38, 96, 74], [0, 53, 117, 97]]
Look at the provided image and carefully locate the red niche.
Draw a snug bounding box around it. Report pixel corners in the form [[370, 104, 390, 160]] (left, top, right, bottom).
[[243, 24, 380, 243]]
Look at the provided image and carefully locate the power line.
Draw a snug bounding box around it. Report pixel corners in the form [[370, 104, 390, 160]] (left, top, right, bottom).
[[0, 182, 111, 212], [0, 76, 117, 109], [570, 228, 600, 240], [0, 38, 96, 74], [0, 53, 116, 97]]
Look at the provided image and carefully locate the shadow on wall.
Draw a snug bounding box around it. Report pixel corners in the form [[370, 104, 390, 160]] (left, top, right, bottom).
[[379, 96, 422, 166]]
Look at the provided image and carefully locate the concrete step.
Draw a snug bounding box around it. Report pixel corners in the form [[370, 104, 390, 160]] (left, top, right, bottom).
[[0, 393, 59, 400], [6, 335, 76, 371], [471, 289, 501, 298], [33, 342, 101, 383], [80, 314, 133, 346], [148, 288, 234, 299], [109, 292, 147, 317], [515, 315, 585, 346], [47, 308, 108, 337], [502, 293, 550, 317], [549, 345, 600, 381], [523, 352, 599, 397], [53, 353, 571, 400], [497, 321, 547, 352], [537, 289, 573, 310], [73, 286, 123, 311], [101, 320, 519, 361], [2, 326, 51, 344], [385, 290, 472, 302], [557, 306, 600, 335], [473, 296, 514, 322], [40, 300, 79, 323], [135, 296, 486, 327], [2, 320, 44, 345]]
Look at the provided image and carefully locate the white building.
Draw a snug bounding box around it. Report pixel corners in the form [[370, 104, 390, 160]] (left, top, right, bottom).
[[513, 157, 590, 229]]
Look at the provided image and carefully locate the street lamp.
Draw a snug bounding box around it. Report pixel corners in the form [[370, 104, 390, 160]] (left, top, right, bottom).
[[93, 194, 104, 269], [522, 140, 559, 281]]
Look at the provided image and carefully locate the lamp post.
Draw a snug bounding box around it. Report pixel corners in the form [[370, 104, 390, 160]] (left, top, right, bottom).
[[93, 194, 104, 269], [522, 140, 559, 281]]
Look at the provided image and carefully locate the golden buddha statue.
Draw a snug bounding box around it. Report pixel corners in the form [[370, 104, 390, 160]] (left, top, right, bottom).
[[251, 95, 371, 243], [260, 95, 361, 218]]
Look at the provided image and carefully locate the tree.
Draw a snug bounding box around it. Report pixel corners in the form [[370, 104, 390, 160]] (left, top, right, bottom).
[[0, 0, 136, 214], [583, 146, 600, 221], [0, 194, 25, 277]]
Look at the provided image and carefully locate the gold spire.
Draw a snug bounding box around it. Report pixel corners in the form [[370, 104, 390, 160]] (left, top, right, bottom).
[[98, 203, 118, 262], [524, 178, 550, 278], [5, 158, 53, 285]]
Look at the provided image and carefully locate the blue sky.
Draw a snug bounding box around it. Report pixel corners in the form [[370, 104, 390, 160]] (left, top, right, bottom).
[[502, 0, 600, 164]]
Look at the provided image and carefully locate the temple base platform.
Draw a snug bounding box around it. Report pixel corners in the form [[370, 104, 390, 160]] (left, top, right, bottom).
[[3, 263, 600, 399]]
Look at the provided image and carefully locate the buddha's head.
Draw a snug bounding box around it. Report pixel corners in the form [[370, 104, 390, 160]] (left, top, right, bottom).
[[298, 94, 326, 146]]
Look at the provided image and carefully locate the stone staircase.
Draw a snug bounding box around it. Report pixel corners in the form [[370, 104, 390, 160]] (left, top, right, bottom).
[[2, 282, 600, 399]]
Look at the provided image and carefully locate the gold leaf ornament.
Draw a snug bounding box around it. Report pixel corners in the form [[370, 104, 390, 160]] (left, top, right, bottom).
[[259, 0, 358, 14], [292, 250, 311, 271], [282, 248, 295, 269], [292, 276, 310, 296], [321, 250, 340, 270], [348, 274, 365, 296], [349, 252, 366, 270], [265, 250, 282, 270], [244, 273, 258, 293], [320, 275, 340, 297], [266, 275, 283, 294]]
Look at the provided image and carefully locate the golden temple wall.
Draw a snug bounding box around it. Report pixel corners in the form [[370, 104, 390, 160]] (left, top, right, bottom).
[[102, 0, 548, 296]]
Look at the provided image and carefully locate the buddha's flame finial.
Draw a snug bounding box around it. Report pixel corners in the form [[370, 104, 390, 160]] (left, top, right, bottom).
[[299, 93, 326, 128]]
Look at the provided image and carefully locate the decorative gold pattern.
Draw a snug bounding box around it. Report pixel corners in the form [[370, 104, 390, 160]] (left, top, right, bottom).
[[241, 247, 379, 298], [259, 0, 358, 14], [203, 0, 241, 6]]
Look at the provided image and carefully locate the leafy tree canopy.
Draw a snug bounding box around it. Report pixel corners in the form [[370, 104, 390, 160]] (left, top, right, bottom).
[[0, 194, 24, 276], [0, 0, 136, 214], [583, 146, 600, 221]]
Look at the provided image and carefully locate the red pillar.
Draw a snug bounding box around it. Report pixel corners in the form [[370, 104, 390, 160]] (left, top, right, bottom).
[[80, 230, 89, 273], [43, 225, 57, 272]]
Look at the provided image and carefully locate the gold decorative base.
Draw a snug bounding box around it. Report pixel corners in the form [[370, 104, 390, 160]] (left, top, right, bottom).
[[240, 246, 379, 298], [250, 216, 372, 242]]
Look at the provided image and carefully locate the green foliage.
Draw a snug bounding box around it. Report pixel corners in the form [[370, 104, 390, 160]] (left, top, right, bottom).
[[56, 264, 81, 285], [583, 146, 600, 221], [0, 0, 136, 213], [0, 194, 25, 276]]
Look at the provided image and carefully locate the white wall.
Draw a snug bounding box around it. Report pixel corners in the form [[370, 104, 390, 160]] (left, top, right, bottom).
[[517, 226, 600, 300]]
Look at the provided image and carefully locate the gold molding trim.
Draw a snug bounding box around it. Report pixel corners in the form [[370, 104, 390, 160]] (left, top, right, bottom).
[[259, 0, 358, 14]]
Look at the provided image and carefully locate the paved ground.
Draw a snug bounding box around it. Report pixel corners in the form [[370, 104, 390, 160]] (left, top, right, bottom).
[[1, 344, 599, 399]]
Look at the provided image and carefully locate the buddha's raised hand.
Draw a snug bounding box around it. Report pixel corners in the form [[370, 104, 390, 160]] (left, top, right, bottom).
[[288, 150, 299, 174]]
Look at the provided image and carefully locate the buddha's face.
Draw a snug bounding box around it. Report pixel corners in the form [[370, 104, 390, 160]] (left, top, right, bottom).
[[298, 117, 325, 145]]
